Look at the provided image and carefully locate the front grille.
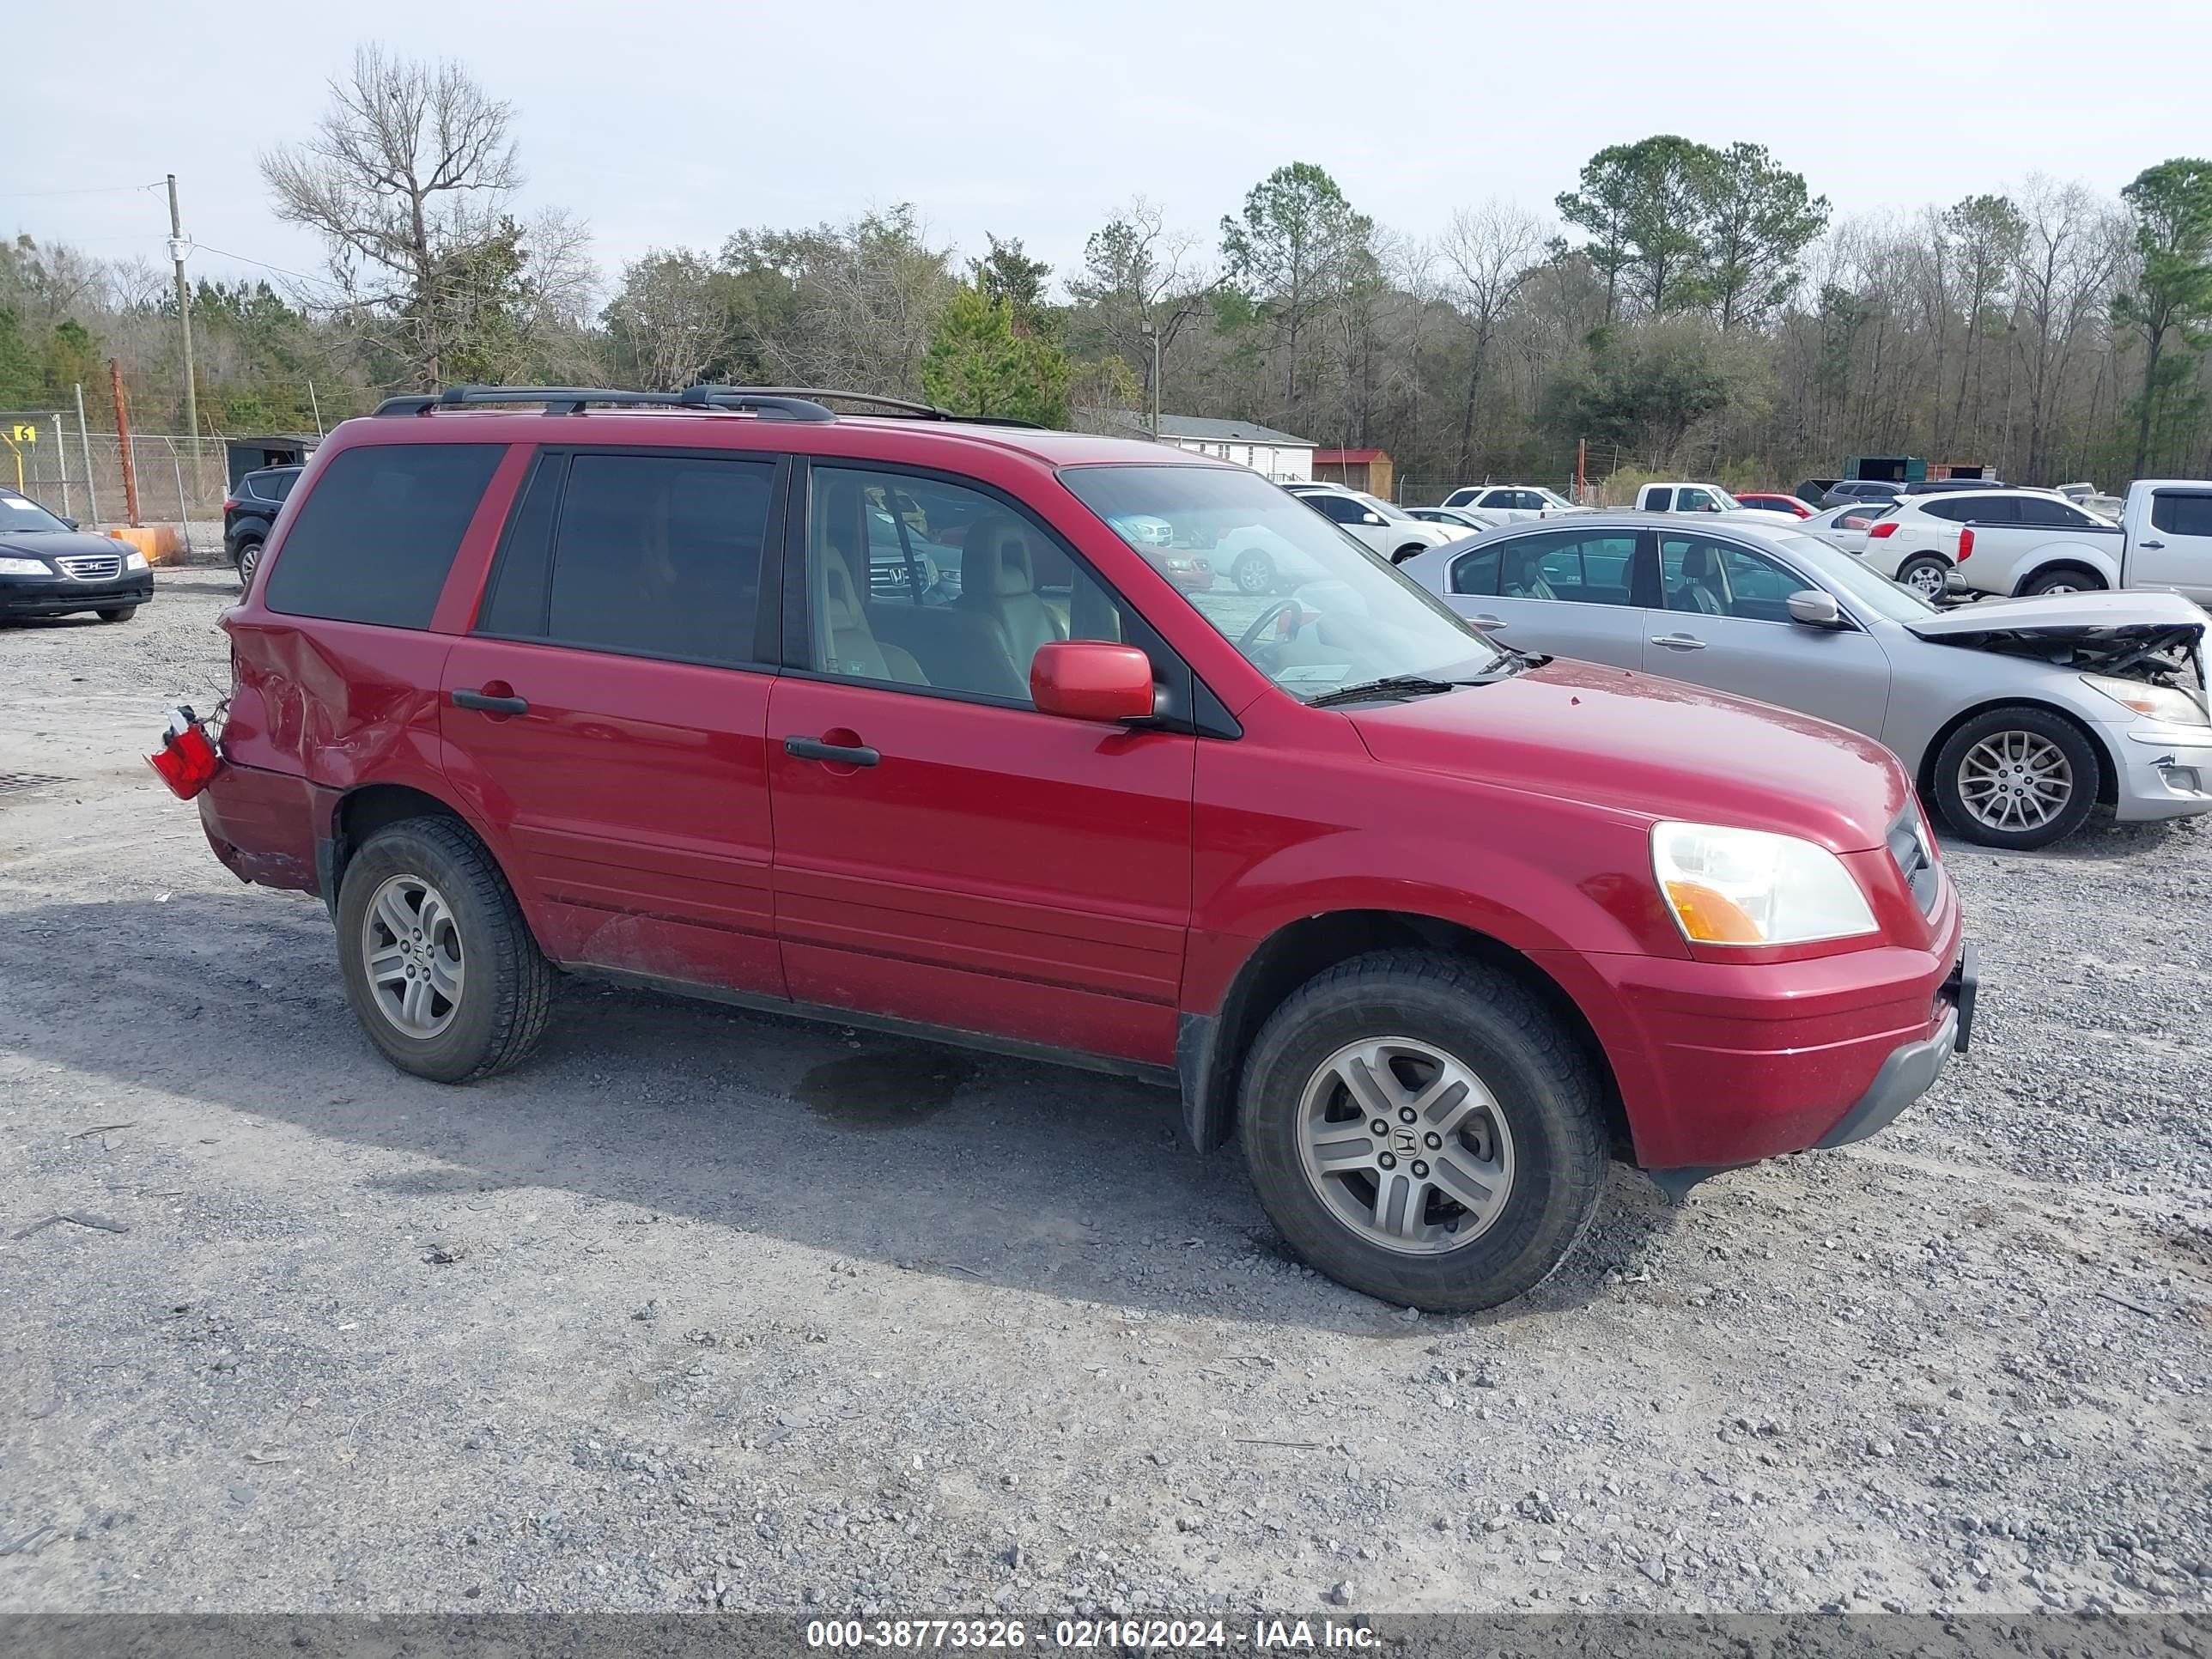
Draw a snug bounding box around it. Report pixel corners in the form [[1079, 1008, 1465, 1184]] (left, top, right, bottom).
[[1888, 810, 1942, 915], [57, 553, 123, 581]]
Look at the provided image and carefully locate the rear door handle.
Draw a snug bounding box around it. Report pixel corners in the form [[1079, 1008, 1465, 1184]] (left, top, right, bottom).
[[453, 688, 530, 714], [784, 735, 881, 768], [1650, 634, 1708, 651]]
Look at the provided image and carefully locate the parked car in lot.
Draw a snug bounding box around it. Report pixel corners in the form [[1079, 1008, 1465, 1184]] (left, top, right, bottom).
[[1401, 514, 2211, 849], [0, 484, 153, 623], [1438, 484, 1583, 520], [1734, 492, 1818, 518], [1796, 477, 1843, 507], [1927, 481, 2212, 603], [223, 465, 302, 584], [1281, 482, 1458, 570], [1632, 482, 1802, 526], [1821, 480, 1905, 509], [1405, 505, 1505, 534], [1801, 501, 1961, 599], [152, 384, 1979, 1314]]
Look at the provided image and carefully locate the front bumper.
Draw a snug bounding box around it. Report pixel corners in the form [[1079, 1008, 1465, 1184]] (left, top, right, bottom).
[[2111, 723, 2212, 822], [1, 572, 154, 617]]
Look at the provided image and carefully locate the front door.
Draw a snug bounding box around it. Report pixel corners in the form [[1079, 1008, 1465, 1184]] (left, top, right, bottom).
[[439, 447, 787, 995], [1645, 531, 1893, 737], [2134, 487, 2212, 604], [768, 462, 1196, 1066]]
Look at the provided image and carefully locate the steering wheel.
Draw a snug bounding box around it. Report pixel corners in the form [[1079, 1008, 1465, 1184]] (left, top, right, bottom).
[[1236, 599, 1307, 654]]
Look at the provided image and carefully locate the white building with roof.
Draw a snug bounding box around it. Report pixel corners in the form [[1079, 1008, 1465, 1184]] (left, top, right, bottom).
[[1102, 411, 1316, 482]]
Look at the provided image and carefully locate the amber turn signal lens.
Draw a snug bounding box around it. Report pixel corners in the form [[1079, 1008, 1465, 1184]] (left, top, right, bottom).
[[1662, 879, 1764, 945]]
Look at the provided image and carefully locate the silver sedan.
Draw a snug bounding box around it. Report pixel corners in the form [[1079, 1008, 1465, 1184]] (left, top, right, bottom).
[[1399, 514, 2212, 849]]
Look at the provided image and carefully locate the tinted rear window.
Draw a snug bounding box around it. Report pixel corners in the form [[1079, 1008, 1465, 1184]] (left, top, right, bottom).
[[264, 444, 501, 628], [545, 453, 774, 664], [2152, 491, 2212, 537]]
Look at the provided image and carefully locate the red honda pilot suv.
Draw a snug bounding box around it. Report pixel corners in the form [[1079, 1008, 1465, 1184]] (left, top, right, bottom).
[[156, 386, 1977, 1311]]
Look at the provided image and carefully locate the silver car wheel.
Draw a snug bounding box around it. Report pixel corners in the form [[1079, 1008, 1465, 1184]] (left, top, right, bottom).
[[361, 872, 465, 1038], [1296, 1036, 1516, 1257], [1234, 550, 1276, 594], [1903, 561, 1948, 597], [1956, 731, 2073, 833]]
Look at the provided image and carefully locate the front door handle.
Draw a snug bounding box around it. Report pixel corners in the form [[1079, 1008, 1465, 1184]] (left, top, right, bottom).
[[784, 735, 881, 768], [2139, 539, 2165, 550], [453, 687, 530, 715], [1468, 613, 1508, 629], [1650, 634, 1708, 651]]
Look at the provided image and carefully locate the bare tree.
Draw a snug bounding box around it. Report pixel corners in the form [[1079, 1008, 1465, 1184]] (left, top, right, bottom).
[[1066, 197, 1214, 411], [261, 45, 526, 387], [1436, 201, 1547, 475], [2008, 176, 2124, 481]]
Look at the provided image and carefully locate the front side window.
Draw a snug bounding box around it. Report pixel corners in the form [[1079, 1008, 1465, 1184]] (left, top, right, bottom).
[[1660, 535, 1808, 622], [1677, 488, 1718, 513], [2151, 491, 2212, 537], [264, 442, 502, 629], [1059, 464, 1505, 701], [806, 465, 1124, 703]]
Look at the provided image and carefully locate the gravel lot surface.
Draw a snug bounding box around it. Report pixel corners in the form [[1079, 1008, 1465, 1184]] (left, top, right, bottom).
[[2, 574, 2208, 1618]]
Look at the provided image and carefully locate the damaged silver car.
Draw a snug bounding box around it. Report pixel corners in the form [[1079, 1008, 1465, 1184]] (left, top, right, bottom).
[[1401, 515, 2212, 850]]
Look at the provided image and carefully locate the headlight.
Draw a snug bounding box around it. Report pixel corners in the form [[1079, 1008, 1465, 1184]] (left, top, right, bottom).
[[2081, 673, 2209, 727], [0, 556, 52, 575], [123, 550, 149, 571], [1651, 821, 1879, 947]]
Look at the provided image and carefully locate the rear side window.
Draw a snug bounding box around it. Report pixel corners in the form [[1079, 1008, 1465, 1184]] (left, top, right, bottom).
[[264, 444, 502, 629], [1449, 546, 1500, 595], [1644, 488, 1674, 511], [2151, 491, 2212, 537], [545, 453, 774, 664]]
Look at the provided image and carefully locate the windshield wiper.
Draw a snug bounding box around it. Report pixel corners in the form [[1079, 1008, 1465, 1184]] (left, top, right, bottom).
[[1306, 675, 1483, 708]]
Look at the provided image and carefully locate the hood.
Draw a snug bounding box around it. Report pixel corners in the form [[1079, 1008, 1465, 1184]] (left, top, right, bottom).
[[1714, 508, 1805, 526], [1348, 658, 1907, 854], [0, 528, 133, 562], [1903, 588, 2209, 641]]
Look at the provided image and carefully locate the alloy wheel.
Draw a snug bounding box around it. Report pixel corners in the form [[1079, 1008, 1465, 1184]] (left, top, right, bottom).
[[360, 872, 465, 1037], [1956, 730, 2072, 833], [1904, 562, 1947, 597], [1295, 1036, 1516, 1255]]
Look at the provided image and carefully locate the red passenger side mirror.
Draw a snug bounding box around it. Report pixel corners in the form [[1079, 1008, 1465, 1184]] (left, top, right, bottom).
[[1030, 641, 1156, 724]]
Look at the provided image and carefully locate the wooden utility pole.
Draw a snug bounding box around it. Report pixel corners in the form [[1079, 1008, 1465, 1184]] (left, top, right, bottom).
[[109, 359, 141, 527], [167, 174, 201, 496]]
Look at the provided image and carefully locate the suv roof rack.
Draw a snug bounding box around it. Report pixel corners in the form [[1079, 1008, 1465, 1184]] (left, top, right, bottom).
[[372, 386, 840, 421], [369, 384, 1044, 429]]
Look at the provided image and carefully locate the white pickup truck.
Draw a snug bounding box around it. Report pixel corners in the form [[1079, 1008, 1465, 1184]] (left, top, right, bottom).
[[1632, 482, 1802, 526], [1931, 480, 2212, 603]]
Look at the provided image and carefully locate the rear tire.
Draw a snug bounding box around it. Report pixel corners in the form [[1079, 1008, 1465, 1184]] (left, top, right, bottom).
[[336, 816, 554, 1082], [96, 606, 137, 623], [1392, 542, 1426, 564], [1930, 705, 2100, 850], [234, 540, 263, 586], [1238, 949, 1607, 1312], [2020, 563, 2105, 597], [1896, 554, 1949, 599]]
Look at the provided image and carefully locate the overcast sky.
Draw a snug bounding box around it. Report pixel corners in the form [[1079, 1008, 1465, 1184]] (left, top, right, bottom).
[[10, 0, 2209, 306]]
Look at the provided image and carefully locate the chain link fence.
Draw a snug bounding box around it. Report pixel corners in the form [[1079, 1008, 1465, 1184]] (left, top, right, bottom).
[[3, 408, 237, 555]]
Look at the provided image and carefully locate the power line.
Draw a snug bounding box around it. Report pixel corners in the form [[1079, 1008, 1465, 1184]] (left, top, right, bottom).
[[0, 180, 165, 198], [190, 244, 339, 289]]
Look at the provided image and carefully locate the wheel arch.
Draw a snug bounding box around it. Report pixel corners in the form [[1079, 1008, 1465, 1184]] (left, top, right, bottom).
[[323, 782, 526, 920], [1177, 908, 1628, 1158], [1914, 697, 2118, 812], [2009, 544, 2117, 595]]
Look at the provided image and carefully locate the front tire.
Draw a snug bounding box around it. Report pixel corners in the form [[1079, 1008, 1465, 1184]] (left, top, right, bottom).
[[1930, 706, 2100, 850], [1233, 549, 1279, 595], [96, 606, 137, 623], [1238, 950, 1607, 1312], [336, 816, 554, 1082]]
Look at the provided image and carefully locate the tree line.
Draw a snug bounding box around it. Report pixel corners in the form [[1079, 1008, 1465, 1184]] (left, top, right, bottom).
[[5, 46, 2210, 498]]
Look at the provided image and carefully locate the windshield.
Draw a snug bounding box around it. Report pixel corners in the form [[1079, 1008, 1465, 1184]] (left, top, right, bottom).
[[1710, 487, 1745, 510], [1534, 488, 1576, 510], [1773, 533, 1938, 621], [1060, 465, 1507, 700], [1356, 492, 1416, 524], [0, 492, 70, 534]]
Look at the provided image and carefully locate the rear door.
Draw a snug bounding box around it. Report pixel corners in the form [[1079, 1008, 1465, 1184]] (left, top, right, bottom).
[[1645, 530, 1891, 736], [1435, 526, 1649, 669], [438, 447, 787, 996], [2135, 487, 2212, 601]]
